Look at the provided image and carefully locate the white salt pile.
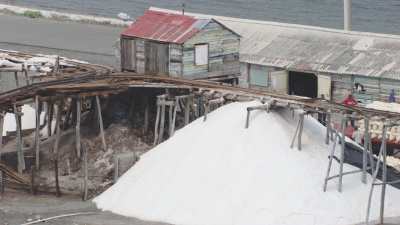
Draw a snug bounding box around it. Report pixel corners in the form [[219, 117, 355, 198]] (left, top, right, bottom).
[[94, 101, 400, 225], [367, 101, 400, 114]]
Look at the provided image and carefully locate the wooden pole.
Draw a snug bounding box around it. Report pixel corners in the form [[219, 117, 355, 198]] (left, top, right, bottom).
[[170, 98, 178, 137], [362, 118, 369, 183], [153, 104, 161, 146], [158, 102, 166, 144], [380, 126, 388, 225], [325, 112, 331, 145], [76, 97, 81, 158], [47, 101, 53, 137], [168, 103, 174, 137], [82, 143, 88, 201], [184, 96, 190, 125], [14, 104, 25, 173], [53, 103, 62, 157], [23, 67, 29, 86], [0, 112, 4, 162], [30, 165, 36, 195], [54, 159, 60, 197], [338, 116, 347, 192], [35, 95, 40, 169], [14, 71, 19, 88], [95, 96, 107, 151], [297, 113, 305, 151]]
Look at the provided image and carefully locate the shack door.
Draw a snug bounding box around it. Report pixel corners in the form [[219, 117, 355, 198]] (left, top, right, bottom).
[[318, 75, 332, 100], [270, 70, 288, 94], [121, 38, 136, 71], [145, 41, 169, 76]]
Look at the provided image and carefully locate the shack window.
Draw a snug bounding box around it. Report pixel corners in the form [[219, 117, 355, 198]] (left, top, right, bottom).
[[195, 44, 208, 66]]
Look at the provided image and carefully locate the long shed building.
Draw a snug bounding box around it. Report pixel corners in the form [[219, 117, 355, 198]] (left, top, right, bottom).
[[120, 10, 241, 81], [151, 7, 400, 104]]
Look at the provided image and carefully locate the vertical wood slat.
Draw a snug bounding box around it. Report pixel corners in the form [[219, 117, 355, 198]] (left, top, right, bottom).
[[95, 96, 107, 151], [35, 95, 40, 169], [13, 104, 25, 173], [76, 97, 81, 158]]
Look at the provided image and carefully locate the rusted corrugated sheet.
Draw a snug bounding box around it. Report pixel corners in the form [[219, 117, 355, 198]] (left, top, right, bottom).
[[122, 10, 210, 44]]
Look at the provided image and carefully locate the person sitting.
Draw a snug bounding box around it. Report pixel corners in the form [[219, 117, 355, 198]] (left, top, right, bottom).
[[342, 94, 358, 107]]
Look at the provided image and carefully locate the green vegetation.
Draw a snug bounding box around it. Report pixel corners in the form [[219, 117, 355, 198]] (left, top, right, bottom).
[[22, 10, 43, 19]]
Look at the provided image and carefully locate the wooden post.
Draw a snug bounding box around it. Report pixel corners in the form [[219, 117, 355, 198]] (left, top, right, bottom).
[[82, 144, 88, 201], [31, 165, 36, 195], [362, 118, 369, 184], [23, 67, 29, 86], [95, 96, 107, 151], [14, 71, 19, 88], [54, 159, 60, 197], [170, 98, 179, 137], [153, 104, 161, 146], [245, 108, 251, 129], [14, 104, 25, 173], [325, 112, 331, 145], [53, 103, 62, 157], [380, 126, 388, 225], [297, 113, 305, 151], [168, 103, 174, 137], [184, 96, 190, 125], [338, 116, 347, 192], [76, 97, 81, 158], [35, 95, 40, 169], [47, 101, 53, 137], [0, 112, 4, 162], [143, 96, 149, 133], [158, 102, 166, 144]]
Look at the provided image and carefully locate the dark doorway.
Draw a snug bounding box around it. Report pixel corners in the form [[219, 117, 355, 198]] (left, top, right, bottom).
[[288, 71, 318, 98]]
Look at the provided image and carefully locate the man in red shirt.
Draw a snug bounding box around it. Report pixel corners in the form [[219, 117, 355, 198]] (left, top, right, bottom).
[[342, 94, 357, 106]]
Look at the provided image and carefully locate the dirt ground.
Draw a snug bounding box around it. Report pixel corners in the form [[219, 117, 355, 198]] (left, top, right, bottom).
[[0, 190, 171, 225]]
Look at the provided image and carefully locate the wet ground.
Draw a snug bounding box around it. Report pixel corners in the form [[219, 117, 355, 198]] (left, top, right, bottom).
[[0, 190, 171, 225]]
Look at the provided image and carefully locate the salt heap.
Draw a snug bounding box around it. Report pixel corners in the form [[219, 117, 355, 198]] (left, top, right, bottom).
[[94, 101, 400, 225]]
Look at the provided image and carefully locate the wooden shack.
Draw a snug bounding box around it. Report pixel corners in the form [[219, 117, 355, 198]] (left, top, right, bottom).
[[150, 7, 400, 105], [120, 10, 241, 82]]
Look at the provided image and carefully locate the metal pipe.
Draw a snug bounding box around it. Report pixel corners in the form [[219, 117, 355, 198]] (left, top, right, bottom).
[[344, 0, 352, 31]]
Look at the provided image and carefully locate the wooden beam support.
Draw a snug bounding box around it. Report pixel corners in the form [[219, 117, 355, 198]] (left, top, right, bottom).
[[76, 97, 81, 158], [158, 102, 166, 144], [14, 104, 25, 173], [14, 71, 19, 88], [47, 101, 53, 137], [82, 143, 88, 201], [35, 95, 40, 169], [95, 96, 107, 151]]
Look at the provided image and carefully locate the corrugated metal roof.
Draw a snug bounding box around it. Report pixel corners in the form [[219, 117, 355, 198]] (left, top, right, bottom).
[[122, 10, 211, 44], [151, 7, 400, 80]]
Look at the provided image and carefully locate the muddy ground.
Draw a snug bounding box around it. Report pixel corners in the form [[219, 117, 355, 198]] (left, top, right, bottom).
[[0, 190, 171, 225]]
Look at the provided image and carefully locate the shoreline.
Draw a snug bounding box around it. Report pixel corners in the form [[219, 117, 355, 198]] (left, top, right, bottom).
[[0, 3, 132, 27]]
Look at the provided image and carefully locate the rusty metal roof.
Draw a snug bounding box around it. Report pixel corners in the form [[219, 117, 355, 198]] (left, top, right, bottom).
[[151, 7, 400, 80], [121, 10, 211, 44]]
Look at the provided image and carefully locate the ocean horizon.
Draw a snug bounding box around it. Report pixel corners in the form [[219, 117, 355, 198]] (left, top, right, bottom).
[[1, 0, 400, 35]]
